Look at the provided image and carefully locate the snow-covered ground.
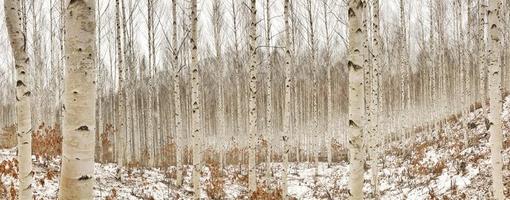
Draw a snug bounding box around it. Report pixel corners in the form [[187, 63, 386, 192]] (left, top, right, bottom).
[[1, 98, 510, 199]]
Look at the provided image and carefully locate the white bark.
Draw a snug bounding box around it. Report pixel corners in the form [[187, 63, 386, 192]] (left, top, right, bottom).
[[306, 0, 319, 177], [479, 0, 487, 117], [190, 0, 201, 198], [247, 0, 258, 192], [146, 0, 155, 168], [347, 0, 365, 199], [115, 0, 127, 166], [264, 0, 273, 180], [283, 0, 292, 198], [369, 0, 382, 197], [59, 0, 97, 199], [172, 0, 183, 187], [322, 0, 333, 168], [399, 0, 408, 140], [4, 0, 33, 199], [487, 0, 504, 199]]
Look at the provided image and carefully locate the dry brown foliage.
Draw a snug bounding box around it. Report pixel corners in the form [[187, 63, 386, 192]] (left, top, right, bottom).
[[429, 188, 438, 199], [411, 141, 432, 166], [160, 139, 176, 167], [0, 159, 18, 178], [205, 162, 225, 199], [432, 160, 446, 176], [231, 168, 249, 187], [101, 124, 115, 163], [126, 161, 143, 169], [0, 176, 5, 199], [0, 125, 16, 149], [105, 188, 118, 200], [9, 183, 15, 200], [249, 185, 284, 200], [164, 167, 177, 180], [504, 137, 510, 149], [32, 124, 62, 160], [0, 159, 17, 199]]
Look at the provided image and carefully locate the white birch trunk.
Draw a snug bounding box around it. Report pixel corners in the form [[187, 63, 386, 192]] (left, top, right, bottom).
[[4, 0, 33, 199], [487, 0, 504, 198], [190, 0, 202, 198], [347, 0, 365, 199], [306, 0, 319, 177], [172, 0, 183, 187], [322, 0, 333, 168], [264, 0, 273, 180], [283, 0, 292, 198], [58, 0, 96, 199], [479, 0, 488, 118], [247, 0, 258, 192], [369, 0, 382, 197], [115, 0, 126, 166]]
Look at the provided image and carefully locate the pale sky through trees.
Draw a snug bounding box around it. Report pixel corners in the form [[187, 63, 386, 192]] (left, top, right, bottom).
[[0, 0, 436, 91]]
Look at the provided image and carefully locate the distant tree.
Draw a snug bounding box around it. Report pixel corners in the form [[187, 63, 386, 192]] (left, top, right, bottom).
[[247, 0, 259, 192], [190, 0, 202, 198], [283, 0, 293, 198]]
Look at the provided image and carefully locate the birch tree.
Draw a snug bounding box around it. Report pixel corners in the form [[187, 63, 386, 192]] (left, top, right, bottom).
[[58, 0, 97, 199], [321, 0, 333, 168], [479, 0, 487, 118], [4, 0, 33, 199], [487, 0, 504, 198], [347, 0, 365, 199], [305, 0, 319, 177], [369, 0, 382, 197], [282, 0, 292, 198], [247, 0, 259, 192], [115, 0, 127, 166], [190, 0, 202, 198], [264, 0, 273, 180], [172, 0, 184, 187]]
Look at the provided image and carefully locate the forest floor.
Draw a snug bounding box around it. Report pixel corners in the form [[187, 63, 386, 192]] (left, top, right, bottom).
[[1, 98, 510, 199]]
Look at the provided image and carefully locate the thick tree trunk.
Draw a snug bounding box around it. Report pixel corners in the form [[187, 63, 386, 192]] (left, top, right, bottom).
[[58, 0, 97, 199], [347, 0, 365, 199], [4, 0, 33, 199], [487, 0, 504, 198]]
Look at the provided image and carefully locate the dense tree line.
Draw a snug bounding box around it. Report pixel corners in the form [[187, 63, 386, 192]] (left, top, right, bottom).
[[1, 0, 509, 199]]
